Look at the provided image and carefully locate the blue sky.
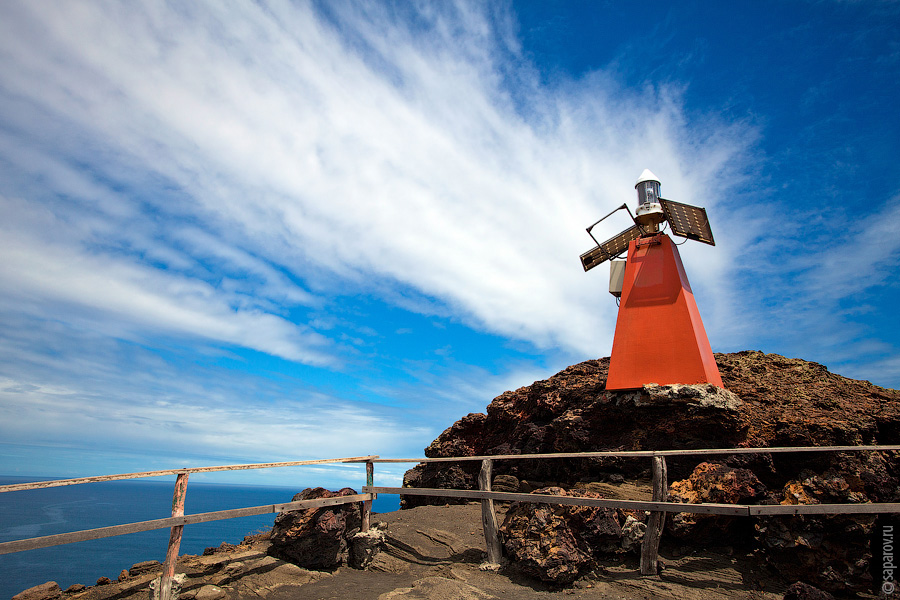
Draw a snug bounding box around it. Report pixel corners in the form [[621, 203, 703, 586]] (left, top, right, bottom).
[[0, 1, 898, 489]]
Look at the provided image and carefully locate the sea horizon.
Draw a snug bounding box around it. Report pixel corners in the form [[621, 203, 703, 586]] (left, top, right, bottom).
[[0, 475, 400, 599]]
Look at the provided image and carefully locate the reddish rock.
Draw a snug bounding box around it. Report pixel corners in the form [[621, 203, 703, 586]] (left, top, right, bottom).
[[499, 487, 622, 584], [667, 462, 767, 544], [268, 487, 362, 570], [11, 582, 61, 600], [756, 470, 877, 594]]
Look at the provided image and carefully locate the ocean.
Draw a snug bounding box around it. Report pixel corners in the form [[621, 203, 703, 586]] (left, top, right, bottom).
[[0, 476, 399, 600]]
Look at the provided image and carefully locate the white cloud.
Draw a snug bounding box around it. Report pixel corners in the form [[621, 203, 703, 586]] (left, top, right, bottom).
[[0, 1, 757, 361], [0, 196, 333, 365], [0, 372, 424, 463]]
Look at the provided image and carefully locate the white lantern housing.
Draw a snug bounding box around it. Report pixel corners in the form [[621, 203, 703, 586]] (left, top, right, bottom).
[[634, 169, 665, 231]]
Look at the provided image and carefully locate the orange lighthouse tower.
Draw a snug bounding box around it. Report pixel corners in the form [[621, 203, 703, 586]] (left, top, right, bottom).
[[580, 170, 723, 390]]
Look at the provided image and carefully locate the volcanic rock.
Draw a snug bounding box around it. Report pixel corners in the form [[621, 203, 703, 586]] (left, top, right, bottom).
[[268, 487, 362, 570], [620, 515, 646, 552], [349, 524, 388, 569], [128, 561, 161, 577], [756, 470, 877, 594], [782, 581, 836, 600], [667, 462, 767, 544], [402, 351, 900, 592], [491, 474, 520, 493], [499, 487, 622, 584]]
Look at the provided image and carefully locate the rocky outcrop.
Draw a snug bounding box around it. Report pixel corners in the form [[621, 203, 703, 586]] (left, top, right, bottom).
[[12, 582, 62, 600], [401, 351, 900, 592], [268, 487, 362, 570]]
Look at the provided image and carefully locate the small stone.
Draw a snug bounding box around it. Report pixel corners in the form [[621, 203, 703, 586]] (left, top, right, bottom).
[[117, 569, 129, 582], [12, 582, 61, 600], [149, 574, 186, 600], [349, 528, 386, 569], [194, 585, 226, 600], [95, 578, 111, 586], [620, 515, 646, 552], [492, 474, 520, 493]]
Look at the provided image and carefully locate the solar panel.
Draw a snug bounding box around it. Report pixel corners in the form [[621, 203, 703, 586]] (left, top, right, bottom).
[[580, 225, 642, 272], [660, 198, 715, 246]]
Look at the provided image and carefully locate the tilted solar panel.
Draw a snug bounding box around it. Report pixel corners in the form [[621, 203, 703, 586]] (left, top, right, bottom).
[[659, 198, 715, 246], [579, 225, 642, 272]]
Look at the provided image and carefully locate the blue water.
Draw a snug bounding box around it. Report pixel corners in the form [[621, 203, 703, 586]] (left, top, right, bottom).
[[0, 477, 399, 600]]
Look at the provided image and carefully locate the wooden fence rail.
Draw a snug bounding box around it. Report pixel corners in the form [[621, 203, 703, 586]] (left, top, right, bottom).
[[0, 494, 374, 556], [365, 486, 900, 516], [0, 456, 378, 494]]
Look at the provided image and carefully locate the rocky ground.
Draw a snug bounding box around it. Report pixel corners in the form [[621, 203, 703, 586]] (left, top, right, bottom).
[[14, 502, 805, 600]]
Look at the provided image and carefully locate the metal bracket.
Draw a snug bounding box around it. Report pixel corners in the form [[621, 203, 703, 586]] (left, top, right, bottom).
[[635, 234, 663, 248]]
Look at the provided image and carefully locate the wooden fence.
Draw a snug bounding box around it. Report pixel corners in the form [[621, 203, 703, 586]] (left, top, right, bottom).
[[367, 445, 900, 575], [0, 456, 378, 600], [1, 446, 898, 597]]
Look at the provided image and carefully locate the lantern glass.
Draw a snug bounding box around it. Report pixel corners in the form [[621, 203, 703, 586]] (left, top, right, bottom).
[[636, 180, 660, 207]]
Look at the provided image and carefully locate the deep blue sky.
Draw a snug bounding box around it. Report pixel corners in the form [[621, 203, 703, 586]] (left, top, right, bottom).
[[0, 1, 898, 488]]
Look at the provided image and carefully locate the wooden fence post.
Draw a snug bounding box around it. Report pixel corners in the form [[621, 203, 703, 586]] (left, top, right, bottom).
[[361, 460, 374, 532], [478, 459, 502, 565], [640, 456, 667, 575], [159, 472, 189, 600]]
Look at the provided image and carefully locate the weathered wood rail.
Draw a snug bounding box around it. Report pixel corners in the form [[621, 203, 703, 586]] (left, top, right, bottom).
[[1, 445, 898, 596]]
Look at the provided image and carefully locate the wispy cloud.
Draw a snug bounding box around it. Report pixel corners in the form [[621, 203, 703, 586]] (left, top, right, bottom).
[[0, 1, 755, 360]]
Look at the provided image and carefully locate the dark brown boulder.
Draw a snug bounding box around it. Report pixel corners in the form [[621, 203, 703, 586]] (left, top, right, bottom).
[[756, 470, 877, 594], [268, 487, 362, 570], [401, 462, 480, 509], [499, 487, 622, 584], [667, 462, 767, 544]]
